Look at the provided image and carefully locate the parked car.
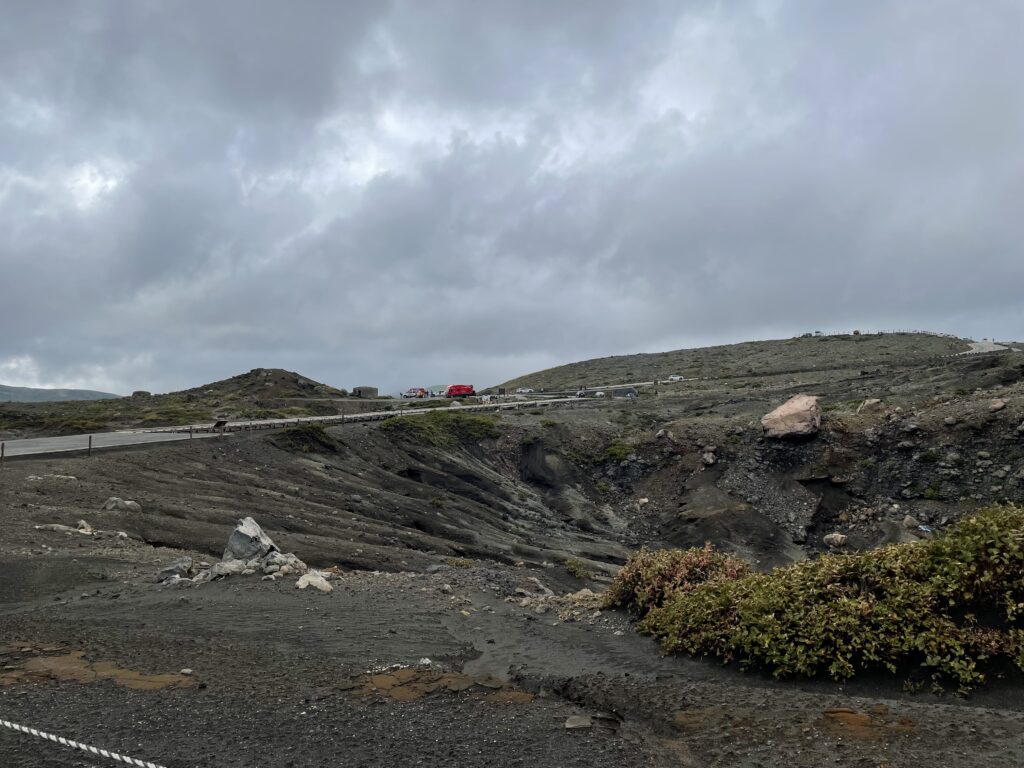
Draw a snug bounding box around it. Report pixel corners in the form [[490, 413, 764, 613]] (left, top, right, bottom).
[[667, 375, 684, 382], [402, 387, 428, 398], [445, 384, 476, 398], [594, 391, 606, 398], [575, 390, 588, 398], [515, 387, 534, 394]]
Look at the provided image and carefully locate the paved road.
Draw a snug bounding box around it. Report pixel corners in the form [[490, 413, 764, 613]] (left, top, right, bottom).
[[961, 341, 1012, 355], [0, 397, 586, 459], [0, 430, 219, 459]]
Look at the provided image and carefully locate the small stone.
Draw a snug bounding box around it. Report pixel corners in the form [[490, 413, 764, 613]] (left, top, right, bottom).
[[157, 556, 194, 582], [296, 571, 333, 593], [943, 416, 957, 426], [179, 668, 192, 676], [823, 533, 847, 548], [564, 715, 593, 730], [990, 399, 1007, 413], [902, 515, 920, 529]]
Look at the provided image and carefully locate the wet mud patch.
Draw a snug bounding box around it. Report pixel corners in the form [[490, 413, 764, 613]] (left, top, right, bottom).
[[819, 706, 913, 740], [345, 666, 534, 704], [0, 646, 192, 691]]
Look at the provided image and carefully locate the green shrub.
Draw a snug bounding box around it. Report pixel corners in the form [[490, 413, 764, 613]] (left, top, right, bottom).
[[379, 411, 499, 447], [604, 544, 750, 615], [564, 558, 592, 579], [623, 505, 1024, 691], [602, 440, 632, 462]]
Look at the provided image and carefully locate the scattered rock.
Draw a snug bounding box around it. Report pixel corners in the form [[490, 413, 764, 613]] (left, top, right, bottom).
[[223, 517, 278, 562], [823, 532, 848, 548], [157, 556, 194, 582], [296, 571, 333, 593], [100, 497, 142, 513], [209, 560, 248, 579], [34, 523, 86, 535], [761, 395, 821, 438], [856, 398, 883, 414], [943, 416, 957, 426], [565, 715, 593, 730], [902, 515, 920, 529], [990, 399, 1007, 413], [701, 451, 717, 466]]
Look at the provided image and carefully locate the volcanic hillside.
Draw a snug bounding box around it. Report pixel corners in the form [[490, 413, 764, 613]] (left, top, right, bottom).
[[0, 368, 351, 438], [497, 332, 970, 392]]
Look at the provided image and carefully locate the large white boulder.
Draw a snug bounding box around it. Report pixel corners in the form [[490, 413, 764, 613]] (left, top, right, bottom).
[[761, 395, 821, 438], [223, 517, 279, 562]]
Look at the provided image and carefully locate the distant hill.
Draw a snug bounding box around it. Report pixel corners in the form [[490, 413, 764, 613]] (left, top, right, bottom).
[[177, 367, 348, 401], [0, 384, 120, 403], [0, 368, 354, 437], [495, 332, 970, 392]]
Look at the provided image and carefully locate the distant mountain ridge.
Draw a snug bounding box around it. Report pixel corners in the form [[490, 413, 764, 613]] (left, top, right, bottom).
[[0, 383, 121, 402]]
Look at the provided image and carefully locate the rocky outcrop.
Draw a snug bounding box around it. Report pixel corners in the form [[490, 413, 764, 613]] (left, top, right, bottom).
[[157, 517, 315, 587], [761, 395, 821, 438]]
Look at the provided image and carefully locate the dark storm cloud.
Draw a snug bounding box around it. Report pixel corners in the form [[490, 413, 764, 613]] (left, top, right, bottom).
[[1, 0, 1021, 394]]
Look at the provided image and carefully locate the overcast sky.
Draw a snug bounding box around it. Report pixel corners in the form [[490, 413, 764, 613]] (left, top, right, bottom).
[[2, 1, 1022, 395]]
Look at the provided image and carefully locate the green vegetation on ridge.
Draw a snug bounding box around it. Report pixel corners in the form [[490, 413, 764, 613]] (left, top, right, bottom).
[[379, 410, 500, 447], [606, 505, 1024, 691]]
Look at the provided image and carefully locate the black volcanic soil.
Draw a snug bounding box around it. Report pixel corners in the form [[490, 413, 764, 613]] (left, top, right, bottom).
[[3, 341, 1024, 766]]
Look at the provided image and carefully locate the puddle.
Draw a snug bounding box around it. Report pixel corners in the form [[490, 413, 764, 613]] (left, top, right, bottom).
[[0, 648, 192, 691], [346, 667, 533, 704]]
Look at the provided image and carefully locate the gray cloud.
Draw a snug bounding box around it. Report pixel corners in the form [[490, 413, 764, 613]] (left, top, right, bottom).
[[1, 0, 1022, 394]]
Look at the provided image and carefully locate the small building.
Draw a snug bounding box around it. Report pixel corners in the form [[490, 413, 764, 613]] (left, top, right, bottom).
[[352, 386, 378, 398]]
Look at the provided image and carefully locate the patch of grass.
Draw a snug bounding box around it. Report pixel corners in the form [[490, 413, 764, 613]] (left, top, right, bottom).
[[601, 440, 632, 463], [564, 558, 592, 579], [541, 418, 557, 428], [445, 557, 474, 569], [612, 505, 1024, 691], [379, 411, 500, 447]]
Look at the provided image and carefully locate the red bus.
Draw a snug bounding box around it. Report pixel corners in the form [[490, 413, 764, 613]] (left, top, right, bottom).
[[445, 384, 476, 398]]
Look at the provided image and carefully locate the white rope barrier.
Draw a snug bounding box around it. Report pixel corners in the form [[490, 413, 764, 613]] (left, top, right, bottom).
[[0, 717, 169, 768]]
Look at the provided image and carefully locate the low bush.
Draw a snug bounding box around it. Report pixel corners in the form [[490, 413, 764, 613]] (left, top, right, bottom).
[[604, 543, 750, 615], [602, 440, 632, 462], [564, 558, 592, 579], [380, 411, 500, 447], [614, 505, 1024, 691]]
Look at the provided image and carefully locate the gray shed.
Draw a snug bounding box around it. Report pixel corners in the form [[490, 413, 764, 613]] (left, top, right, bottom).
[[352, 386, 378, 398]]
